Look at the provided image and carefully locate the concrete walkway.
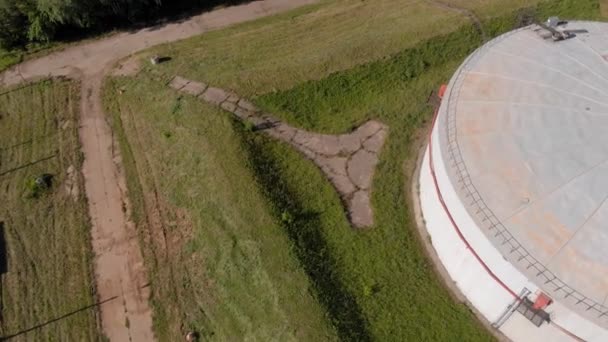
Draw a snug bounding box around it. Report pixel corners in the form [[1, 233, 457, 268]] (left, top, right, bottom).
[[169, 76, 388, 228]]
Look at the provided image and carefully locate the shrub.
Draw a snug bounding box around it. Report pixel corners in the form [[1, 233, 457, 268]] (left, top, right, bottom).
[[25, 174, 53, 199]]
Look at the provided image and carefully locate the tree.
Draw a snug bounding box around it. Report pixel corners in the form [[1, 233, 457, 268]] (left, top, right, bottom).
[[0, 0, 28, 48], [0, 0, 223, 49]]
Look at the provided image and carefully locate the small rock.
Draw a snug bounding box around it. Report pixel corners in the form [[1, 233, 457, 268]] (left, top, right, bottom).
[[185, 331, 199, 342]]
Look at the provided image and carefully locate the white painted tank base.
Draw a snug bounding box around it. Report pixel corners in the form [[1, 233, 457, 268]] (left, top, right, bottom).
[[418, 138, 608, 341]]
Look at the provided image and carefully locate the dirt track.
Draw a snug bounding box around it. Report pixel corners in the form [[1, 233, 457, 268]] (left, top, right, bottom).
[[0, 0, 317, 340], [427, 0, 486, 41]]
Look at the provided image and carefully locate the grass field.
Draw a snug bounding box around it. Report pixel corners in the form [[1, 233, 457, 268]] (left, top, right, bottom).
[[104, 77, 339, 341], [0, 80, 99, 341], [105, 0, 602, 341], [142, 0, 560, 96], [250, 0, 600, 339]]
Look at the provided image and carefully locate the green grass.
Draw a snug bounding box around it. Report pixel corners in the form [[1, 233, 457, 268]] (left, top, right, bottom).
[[104, 76, 339, 341], [256, 0, 602, 134], [250, 48, 484, 341], [0, 50, 21, 73], [104, 0, 601, 341], [0, 80, 100, 341], [140, 0, 558, 96], [248, 1, 601, 340]]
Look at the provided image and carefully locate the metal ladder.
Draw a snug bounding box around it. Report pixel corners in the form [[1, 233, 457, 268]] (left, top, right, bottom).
[[492, 287, 531, 329]]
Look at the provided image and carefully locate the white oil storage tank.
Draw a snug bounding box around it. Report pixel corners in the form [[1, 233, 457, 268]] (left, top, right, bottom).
[[418, 20, 608, 342]]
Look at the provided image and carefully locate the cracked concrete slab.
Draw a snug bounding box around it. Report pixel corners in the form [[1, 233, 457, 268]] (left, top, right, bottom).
[[338, 133, 362, 154], [168, 76, 190, 90], [348, 191, 374, 228], [181, 80, 207, 96], [238, 99, 259, 112], [170, 76, 389, 228], [329, 173, 357, 196], [226, 92, 240, 103], [294, 132, 342, 156], [363, 129, 388, 153], [347, 149, 378, 190], [354, 121, 384, 141], [200, 86, 229, 105], [316, 155, 348, 177], [234, 107, 254, 120], [221, 101, 238, 113]]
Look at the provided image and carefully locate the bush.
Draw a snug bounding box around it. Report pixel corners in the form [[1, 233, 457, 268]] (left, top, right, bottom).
[[25, 174, 53, 199]]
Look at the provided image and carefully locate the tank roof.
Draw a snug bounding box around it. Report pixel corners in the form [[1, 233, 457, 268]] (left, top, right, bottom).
[[437, 21, 608, 327]]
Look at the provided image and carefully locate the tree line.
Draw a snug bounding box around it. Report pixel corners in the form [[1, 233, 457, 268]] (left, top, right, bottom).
[[0, 0, 240, 49]]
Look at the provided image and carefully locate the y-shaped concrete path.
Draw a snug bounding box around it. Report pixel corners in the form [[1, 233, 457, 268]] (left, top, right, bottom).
[[0, 1, 317, 341], [169, 76, 388, 228]]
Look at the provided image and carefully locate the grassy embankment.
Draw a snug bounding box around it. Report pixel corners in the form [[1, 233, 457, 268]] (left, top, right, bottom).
[[0, 80, 100, 341], [0, 44, 55, 73], [252, 0, 600, 340], [0, 50, 20, 73], [105, 0, 600, 340]]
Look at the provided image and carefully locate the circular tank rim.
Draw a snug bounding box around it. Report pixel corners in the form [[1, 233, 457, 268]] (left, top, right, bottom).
[[435, 20, 608, 329]]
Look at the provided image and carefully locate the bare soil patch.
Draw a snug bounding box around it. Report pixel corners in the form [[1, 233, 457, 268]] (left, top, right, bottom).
[[112, 56, 142, 77]]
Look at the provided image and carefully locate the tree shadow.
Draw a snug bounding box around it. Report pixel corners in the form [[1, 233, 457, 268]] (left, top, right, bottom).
[[112, 0, 253, 35], [0, 295, 118, 340], [239, 127, 371, 341], [157, 57, 172, 64]]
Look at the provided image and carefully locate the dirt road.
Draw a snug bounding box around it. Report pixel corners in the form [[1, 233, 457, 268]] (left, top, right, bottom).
[[1, 0, 317, 85], [427, 0, 486, 41], [0, 0, 317, 341]]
